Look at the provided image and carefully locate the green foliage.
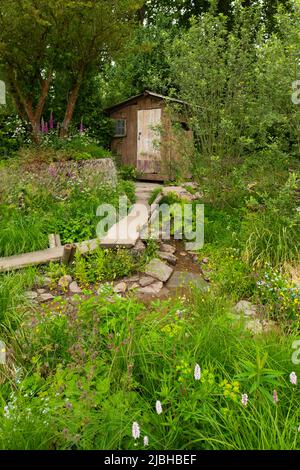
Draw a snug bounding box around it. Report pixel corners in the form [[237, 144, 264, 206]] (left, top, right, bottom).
[[257, 267, 300, 322], [119, 165, 137, 181], [0, 290, 299, 449]]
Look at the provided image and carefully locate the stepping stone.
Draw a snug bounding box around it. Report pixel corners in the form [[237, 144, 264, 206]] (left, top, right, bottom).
[[160, 244, 176, 254], [58, 275, 72, 289], [144, 258, 173, 283], [234, 300, 257, 317], [167, 272, 208, 290], [37, 289, 46, 294], [158, 252, 177, 266], [25, 291, 38, 300], [139, 276, 155, 287], [129, 283, 140, 291], [113, 282, 127, 294], [69, 281, 82, 294], [125, 275, 140, 282], [133, 239, 146, 253], [40, 293, 54, 303], [42, 277, 52, 287], [138, 281, 163, 295]]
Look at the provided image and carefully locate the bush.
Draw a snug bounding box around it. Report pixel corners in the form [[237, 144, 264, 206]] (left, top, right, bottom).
[[0, 113, 28, 159]]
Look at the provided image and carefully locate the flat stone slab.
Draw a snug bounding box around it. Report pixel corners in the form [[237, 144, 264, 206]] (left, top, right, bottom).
[[139, 276, 155, 287], [138, 281, 163, 295], [144, 258, 173, 282], [158, 252, 177, 266], [160, 244, 176, 254], [167, 271, 208, 290]]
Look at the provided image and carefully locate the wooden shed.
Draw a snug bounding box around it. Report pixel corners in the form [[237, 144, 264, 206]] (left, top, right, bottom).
[[105, 90, 191, 181]]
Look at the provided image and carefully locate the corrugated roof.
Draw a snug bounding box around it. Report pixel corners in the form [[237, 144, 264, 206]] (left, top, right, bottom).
[[104, 90, 188, 113]]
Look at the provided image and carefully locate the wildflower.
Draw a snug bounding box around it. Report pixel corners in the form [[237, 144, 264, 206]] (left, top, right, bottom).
[[132, 422, 140, 440], [298, 426, 300, 433], [194, 364, 201, 381], [290, 372, 297, 385], [273, 390, 279, 404], [156, 400, 162, 415], [144, 436, 149, 447], [241, 394, 248, 406]]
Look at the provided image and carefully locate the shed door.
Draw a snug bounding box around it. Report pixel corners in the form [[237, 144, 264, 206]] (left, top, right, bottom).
[[137, 109, 162, 174]]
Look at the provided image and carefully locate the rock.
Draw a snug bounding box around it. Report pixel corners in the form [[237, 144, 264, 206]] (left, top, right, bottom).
[[138, 281, 163, 295], [42, 277, 52, 287], [37, 288, 46, 294], [113, 282, 127, 294], [39, 293, 54, 303], [234, 300, 257, 317], [158, 251, 177, 266], [129, 282, 140, 291], [160, 243, 176, 254], [167, 272, 208, 291], [144, 258, 173, 283], [125, 275, 140, 282], [245, 319, 263, 335], [180, 252, 187, 257], [69, 281, 82, 294], [58, 275, 72, 289], [25, 291, 38, 300], [133, 239, 146, 253], [139, 276, 155, 287]]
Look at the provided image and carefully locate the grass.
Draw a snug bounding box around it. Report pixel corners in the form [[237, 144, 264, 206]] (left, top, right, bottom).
[[0, 288, 299, 449]]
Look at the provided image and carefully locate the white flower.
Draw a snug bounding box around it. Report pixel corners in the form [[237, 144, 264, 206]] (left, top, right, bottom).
[[194, 364, 201, 381], [241, 394, 248, 406], [156, 400, 162, 415], [290, 372, 297, 385], [132, 421, 140, 440], [144, 436, 149, 447]]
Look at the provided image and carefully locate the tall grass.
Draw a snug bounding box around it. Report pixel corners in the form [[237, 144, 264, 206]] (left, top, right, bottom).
[[0, 289, 299, 450]]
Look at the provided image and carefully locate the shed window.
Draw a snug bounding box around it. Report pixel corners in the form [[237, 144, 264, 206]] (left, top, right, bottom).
[[114, 119, 126, 137]]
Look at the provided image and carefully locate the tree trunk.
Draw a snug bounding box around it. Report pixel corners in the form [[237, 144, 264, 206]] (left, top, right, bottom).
[[60, 80, 82, 137], [5, 67, 52, 143]]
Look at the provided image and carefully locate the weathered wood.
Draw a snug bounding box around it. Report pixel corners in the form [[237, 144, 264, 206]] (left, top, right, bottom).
[[0, 247, 64, 272], [48, 234, 56, 249], [68, 244, 77, 265], [55, 234, 61, 247], [62, 244, 73, 265]]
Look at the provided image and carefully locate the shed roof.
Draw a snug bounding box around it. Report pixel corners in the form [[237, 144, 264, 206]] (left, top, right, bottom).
[[104, 90, 188, 113]]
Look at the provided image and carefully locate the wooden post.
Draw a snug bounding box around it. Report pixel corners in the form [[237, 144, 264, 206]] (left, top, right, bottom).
[[62, 244, 73, 265], [68, 244, 77, 265]]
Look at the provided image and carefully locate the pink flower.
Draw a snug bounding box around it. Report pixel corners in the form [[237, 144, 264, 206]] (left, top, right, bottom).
[[273, 390, 279, 404], [156, 400, 162, 415], [49, 112, 54, 129], [290, 372, 297, 385], [241, 394, 248, 406], [132, 422, 140, 440], [194, 364, 201, 381], [143, 436, 149, 447]]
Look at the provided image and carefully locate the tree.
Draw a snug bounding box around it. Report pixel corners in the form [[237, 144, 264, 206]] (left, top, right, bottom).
[[0, 0, 141, 140]]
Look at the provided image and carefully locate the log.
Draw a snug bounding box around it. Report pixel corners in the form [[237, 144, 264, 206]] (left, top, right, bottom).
[[68, 243, 77, 265], [62, 244, 73, 265]]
